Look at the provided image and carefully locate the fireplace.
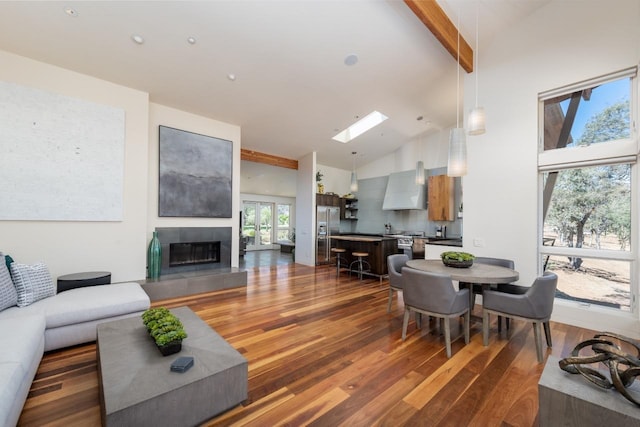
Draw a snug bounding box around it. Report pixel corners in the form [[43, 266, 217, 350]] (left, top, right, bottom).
[[169, 241, 220, 267], [156, 227, 232, 275]]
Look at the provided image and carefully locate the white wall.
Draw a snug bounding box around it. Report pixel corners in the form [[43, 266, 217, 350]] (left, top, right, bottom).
[[462, 0, 640, 337], [359, 128, 450, 179], [0, 50, 150, 282], [316, 163, 351, 196], [148, 103, 241, 267], [295, 152, 316, 266], [0, 51, 244, 281]]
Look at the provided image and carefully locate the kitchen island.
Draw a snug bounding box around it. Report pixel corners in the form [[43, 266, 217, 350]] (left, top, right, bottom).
[[330, 235, 400, 281]]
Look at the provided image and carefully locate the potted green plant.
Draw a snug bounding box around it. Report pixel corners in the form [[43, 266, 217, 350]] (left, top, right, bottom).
[[141, 307, 188, 356], [440, 251, 475, 268], [316, 170, 324, 194]]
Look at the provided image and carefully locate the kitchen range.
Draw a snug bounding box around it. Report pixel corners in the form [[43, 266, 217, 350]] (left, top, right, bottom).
[[390, 232, 462, 259]]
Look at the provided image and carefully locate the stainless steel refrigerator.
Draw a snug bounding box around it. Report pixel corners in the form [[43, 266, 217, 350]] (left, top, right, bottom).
[[316, 206, 340, 265]]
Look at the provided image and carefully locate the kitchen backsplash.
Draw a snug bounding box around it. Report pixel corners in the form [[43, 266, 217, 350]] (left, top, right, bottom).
[[340, 168, 463, 237]]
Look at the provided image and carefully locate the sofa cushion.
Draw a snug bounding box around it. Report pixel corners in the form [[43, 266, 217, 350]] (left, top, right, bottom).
[[0, 362, 28, 427], [10, 262, 56, 307], [0, 313, 46, 364], [0, 252, 17, 311], [7, 282, 150, 329], [0, 314, 44, 427]]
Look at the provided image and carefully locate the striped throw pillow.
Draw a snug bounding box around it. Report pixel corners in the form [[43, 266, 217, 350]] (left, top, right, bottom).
[[10, 262, 56, 307]]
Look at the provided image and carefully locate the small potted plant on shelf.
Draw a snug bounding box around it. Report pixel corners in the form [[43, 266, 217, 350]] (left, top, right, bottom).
[[141, 307, 188, 356], [316, 170, 324, 194]]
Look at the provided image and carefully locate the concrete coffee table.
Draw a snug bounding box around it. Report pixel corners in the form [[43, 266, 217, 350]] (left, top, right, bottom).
[[97, 306, 247, 426]]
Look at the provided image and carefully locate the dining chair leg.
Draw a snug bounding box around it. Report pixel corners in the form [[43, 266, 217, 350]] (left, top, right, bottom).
[[533, 322, 543, 363], [543, 322, 552, 347], [387, 288, 393, 313], [463, 311, 470, 344], [482, 311, 490, 346], [402, 308, 410, 341], [416, 312, 422, 329], [497, 315, 503, 332], [443, 317, 452, 358]]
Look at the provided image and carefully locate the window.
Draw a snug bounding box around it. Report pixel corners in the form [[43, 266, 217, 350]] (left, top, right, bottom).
[[276, 204, 292, 242], [538, 68, 637, 312]]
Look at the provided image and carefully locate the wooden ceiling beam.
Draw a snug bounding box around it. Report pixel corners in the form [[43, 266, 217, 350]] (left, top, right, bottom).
[[241, 148, 298, 170], [404, 0, 473, 73]]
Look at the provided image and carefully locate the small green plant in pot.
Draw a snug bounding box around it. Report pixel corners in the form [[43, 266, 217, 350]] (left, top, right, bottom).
[[440, 251, 475, 268], [141, 307, 188, 356]]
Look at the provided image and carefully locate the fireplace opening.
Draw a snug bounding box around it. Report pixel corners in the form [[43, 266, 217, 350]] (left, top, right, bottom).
[[169, 241, 220, 267]]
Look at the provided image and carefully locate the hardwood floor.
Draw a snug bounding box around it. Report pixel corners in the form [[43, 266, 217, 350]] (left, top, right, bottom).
[[19, 263, 597, 426]]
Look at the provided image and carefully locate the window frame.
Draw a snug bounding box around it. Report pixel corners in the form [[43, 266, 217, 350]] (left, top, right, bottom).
[[537, 67, 638, 314]]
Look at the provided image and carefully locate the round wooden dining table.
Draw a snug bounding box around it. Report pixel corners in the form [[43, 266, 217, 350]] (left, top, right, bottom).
[[405, 259, 519, 284]]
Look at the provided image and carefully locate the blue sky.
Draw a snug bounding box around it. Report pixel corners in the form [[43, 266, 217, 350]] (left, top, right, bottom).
[[560, 78, 630, 142]]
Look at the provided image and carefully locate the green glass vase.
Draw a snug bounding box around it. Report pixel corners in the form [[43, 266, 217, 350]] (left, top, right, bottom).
[[147, 231, 162, 279]]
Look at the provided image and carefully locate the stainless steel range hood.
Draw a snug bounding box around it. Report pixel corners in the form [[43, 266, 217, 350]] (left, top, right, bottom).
[[382, 170, 426, 210]]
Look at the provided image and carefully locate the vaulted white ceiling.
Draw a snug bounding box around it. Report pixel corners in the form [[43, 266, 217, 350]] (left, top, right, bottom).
[[0, 1, 549, 171]]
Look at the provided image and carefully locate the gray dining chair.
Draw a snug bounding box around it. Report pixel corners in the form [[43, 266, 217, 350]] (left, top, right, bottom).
[[401, 267, 470, 358], [495, 282, 552, 348], [482, 272, 558, 363], [387, 254, 409, 312], [458, 257, 515, 310]]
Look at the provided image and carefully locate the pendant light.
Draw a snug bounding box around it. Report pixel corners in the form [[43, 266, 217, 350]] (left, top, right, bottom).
[[448, 9, 467, 177], [415, 160, 425, 185], [468, 1, 486, 135], [350, 151, 358, 192], [415, 130, 425, 184]]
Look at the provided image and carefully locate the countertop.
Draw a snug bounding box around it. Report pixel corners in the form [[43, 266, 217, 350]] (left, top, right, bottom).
[[331, 235, 397, 242], [424, 238, 462, 247]]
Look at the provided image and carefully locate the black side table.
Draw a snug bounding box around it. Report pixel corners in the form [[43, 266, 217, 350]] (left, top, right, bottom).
[[57, 271, 111, 293]]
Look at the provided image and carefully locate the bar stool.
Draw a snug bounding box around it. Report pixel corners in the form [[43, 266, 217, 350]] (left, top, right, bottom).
[[330, 247, 347, 277], [349, 252, 371, 281]]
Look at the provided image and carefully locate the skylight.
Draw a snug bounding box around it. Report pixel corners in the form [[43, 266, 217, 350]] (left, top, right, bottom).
[[332, 110, 388, 143]]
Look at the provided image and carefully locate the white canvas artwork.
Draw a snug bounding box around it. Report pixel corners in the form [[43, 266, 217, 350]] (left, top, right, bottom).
[[0, 81, 125, 221]]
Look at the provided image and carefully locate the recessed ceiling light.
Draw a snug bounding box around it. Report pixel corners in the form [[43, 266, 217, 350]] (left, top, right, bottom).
[[344, 54, 358, 66], [332, 110, 388, 143], [187, 36, 196, 45], [131, 34, 145, 44], [227, 74, 236, 81], [64, 7, 78, 17]]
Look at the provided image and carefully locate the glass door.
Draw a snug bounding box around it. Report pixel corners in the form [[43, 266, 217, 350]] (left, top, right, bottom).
[[243, 201, 274, 250]]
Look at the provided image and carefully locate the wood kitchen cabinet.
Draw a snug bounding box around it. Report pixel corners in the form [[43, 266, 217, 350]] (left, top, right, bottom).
[[316, 193, 340, 207], [428, 175, 454, 221], [340, 198, 358, 220]]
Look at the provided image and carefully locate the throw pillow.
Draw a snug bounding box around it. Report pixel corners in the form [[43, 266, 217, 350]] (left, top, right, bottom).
[[10, 262, 56, 307], [4, 253, 13, 271], [0, 251, 18, 311]]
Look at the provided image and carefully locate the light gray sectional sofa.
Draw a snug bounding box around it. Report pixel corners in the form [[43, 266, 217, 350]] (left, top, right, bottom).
[[0, 254, 150, 427]]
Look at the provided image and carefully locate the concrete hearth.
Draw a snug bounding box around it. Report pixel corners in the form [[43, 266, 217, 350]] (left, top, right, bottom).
[[141, 269, 247, 302]]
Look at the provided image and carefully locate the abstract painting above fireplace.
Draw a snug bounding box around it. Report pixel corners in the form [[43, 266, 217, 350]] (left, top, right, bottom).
[[158, 125, 232, 218]]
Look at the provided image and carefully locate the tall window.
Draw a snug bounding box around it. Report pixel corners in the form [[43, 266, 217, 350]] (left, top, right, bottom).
[[538, 68, 637, 312], [276, 204, 292, 241]]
